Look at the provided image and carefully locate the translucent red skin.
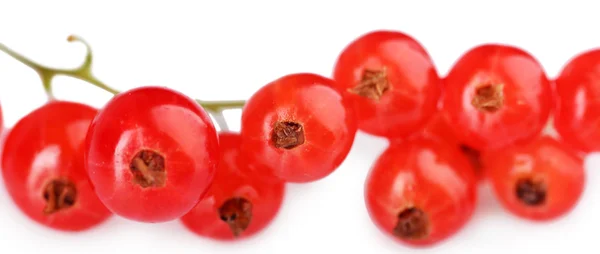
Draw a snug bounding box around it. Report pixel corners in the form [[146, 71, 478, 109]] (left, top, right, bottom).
[[554, 49, 600, 153], [420, 113, 487, 181], [85, 86, 219, 223], [181, 132, 285, 241], [240, 73, 357, 183], [420, 112, 461, 145], [486, 136, 585, 221], [442, 44, 552, 150], [332, 30, 441, 138], [1, 101, 112, 231], [365, 138, 477, 247]]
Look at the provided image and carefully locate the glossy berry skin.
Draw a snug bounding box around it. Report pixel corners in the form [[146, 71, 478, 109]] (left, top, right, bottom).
[[442, 44, 552, 150], [332, 30, 441, 138], [85, 86, 219, 223], [554, 49, 600, 153], [240, 73, 357, 183], [486, 136, 585, 221], [181, 132, 285, 241], [365, 137, 477, 247], [1, 101, 111, 231], [420, 113, 486, 182]]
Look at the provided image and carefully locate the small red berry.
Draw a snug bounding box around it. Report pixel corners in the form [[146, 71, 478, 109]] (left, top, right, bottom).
[[181, 132, 285, 240], [365, 137, 477, 247], [332, 30, 441, 138], [441, 44, 552, 150], [1, 101, 111, 231], [240, 73, 357, 183], [420, 113, 486, 181], [486, 136, 585, 221], [554, 49, 600, 153], [85, 86, 219, 223]]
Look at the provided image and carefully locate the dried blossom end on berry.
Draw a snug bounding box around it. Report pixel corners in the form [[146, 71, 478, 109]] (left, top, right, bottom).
[[129, 149, 166, 188], [272, 121, 305, 149], [43, 179, 77, 215], [471, 83, 504, 113], [348, 68, 391, 101], [219, 197, 253, 237], [515, 178, 547, 206], [393, 207, 429, 240]]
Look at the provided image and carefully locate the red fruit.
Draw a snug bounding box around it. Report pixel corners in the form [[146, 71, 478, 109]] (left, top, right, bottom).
[[420, 113, 486, 181], [364, 137, 477, 247], [441, 44, 552, 150], [85, 86, 219, 223], [240, 73, 357, 183], [181, 132, 285, 240], [332, 30, 441, 138], [486, 136, 585, 221], [554, 49, 600, 153], [1, 101, 111, 231]]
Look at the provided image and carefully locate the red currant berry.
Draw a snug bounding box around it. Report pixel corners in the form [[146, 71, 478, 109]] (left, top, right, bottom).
[[181, 132, 285, 240], [486, 136, 585, 221], [85, 86, 219, 223], [442, 44, 552, 150], [332, 30, 441, 138], [365, 137, 477, 247], [1, 101, 111, 231], [240, 73, 357, 183], [420, 113, 486, 181], [554, 49, 600, 153]]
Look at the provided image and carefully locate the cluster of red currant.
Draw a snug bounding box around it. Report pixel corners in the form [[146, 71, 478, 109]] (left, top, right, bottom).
[[0, 29, 594, 247]]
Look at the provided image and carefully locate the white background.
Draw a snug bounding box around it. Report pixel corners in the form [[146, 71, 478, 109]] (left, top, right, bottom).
[[0, 1, 599, 253]]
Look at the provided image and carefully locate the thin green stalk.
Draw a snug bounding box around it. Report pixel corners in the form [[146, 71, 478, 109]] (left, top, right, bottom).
[[0, 35, 245, 129]]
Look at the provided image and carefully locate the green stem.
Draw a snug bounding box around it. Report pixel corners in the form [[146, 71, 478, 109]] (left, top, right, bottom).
[[196, 99, 246, 112], [0, 35, 245, 114]]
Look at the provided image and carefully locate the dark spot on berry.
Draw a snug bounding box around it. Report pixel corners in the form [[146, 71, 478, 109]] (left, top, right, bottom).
[[42, 179, 77, 215], [393, 207, 429, 240], [218, 197, 253, 237], [515, 178, 546, 206], [471, 83, 504, 113], [459, 144, 483, 175], [348, 68, 390, 101], [129, 149, 166, 188], [272, 121, 305, 149]]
